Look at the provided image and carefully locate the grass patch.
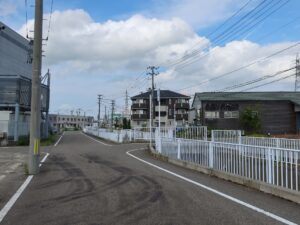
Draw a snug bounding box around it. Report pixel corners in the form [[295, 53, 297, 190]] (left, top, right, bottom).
[[23, 163, 29, 175], [17, 136, 30, 146], [41, 134, 59, 146], [246, 133, 269, 137]]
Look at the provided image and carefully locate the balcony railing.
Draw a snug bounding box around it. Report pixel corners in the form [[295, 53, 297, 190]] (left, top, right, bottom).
[[175, 103, 189, 109], [131, 103, 148, 109], [176, 114, 188, 120], [131, 114, 149, 120]]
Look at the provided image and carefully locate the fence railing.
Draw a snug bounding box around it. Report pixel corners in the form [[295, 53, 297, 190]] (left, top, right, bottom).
[[175, 126, 207, 140], [84, 127, 133, 143], [212, 129, 300, 150], [211, 130, 241, 144], [160, 137, 300, 192]]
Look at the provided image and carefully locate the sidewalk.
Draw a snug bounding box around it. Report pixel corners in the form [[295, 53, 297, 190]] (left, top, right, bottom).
[[0, 146, 49, 210]]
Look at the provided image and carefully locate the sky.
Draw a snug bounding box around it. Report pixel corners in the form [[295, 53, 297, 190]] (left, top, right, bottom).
[[1, 0, 300, 118]]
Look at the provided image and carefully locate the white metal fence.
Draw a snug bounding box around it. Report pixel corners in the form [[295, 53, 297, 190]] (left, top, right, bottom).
[[84, 126, 300, 192], [211, 129, 300, 150], [241, 136, 300, 150], [159, 137, 300, 192], [175, 126, 207, 140], [211, 130, 241, 144], [84, 127, 133, 143]]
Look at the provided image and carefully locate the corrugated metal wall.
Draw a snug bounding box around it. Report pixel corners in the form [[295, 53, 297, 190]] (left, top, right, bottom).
[[0, 21, 32, 78]]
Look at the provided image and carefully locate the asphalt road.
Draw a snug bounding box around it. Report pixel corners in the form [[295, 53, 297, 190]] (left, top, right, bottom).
[[1, 132, 299, 225]]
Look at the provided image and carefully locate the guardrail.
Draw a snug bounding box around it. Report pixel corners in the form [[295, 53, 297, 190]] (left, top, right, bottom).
[[160, 138, 300, 192]]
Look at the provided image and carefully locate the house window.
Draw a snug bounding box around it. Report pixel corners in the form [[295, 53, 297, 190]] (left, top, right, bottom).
[[169, 99, 172, 104], [169, 109, 172, 116], [205, 111, 219, 119], [224, 111, 239, 119]]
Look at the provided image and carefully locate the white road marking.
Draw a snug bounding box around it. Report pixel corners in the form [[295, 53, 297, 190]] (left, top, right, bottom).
[[0, 175, 33, 223], [0, 153, 50, 223], [126, 149, 297, 225], [82, 133, 113, 146], [54, 132, 64, 147], [39, 153, 50, 167]]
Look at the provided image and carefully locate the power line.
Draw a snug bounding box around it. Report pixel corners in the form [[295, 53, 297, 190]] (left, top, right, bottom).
[[166, 0, 290, 71], [220, 0, 290, 44], [164, 0, 271, 69], [24, 0, 30, 39], [241, 73, 295, 91], [162, 0, 254, 68], [215, 66, 295, 92], [45, 0, 54, 40], [176, 41, 300, 91]]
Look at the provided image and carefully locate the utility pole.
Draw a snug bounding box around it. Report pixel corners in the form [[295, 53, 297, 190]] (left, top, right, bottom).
[[295, 54, 300, 92], [104, 105, 107, 126], [174, 103, 176, 127], [45, 69, 50, 139], [149, 93, 152, 146], [111, 100, 115, 129], [147, 66, 159, 127], [28, 0, 43, 175], [125, 90, 129, 119], [98, 95, 102, 127]]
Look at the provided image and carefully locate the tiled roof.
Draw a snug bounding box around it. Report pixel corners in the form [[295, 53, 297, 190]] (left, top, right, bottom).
[[131, 90, 190, 99], [192, 92, 300, 107]]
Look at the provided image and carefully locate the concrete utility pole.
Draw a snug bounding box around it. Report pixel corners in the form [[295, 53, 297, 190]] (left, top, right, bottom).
[[147, 66, 159, 127], [295, 54, 300, 92], [28, 0, 43, 175], [104, 105, 107, 126], [111, 100, 115, 129], [98, 95, 102, 127], [125, 90, 129, 119], [149, 93, 152, 146], [45, 69, 50, 139]]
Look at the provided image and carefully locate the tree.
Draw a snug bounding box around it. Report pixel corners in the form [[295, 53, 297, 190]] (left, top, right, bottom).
[[122, 118, 131, 129], [240, 107, 261, 133], [127, 119, 131, 129]]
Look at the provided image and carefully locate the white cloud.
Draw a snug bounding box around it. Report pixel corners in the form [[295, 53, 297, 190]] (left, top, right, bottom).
[[20, 9, 201, 73], [17, 9, 300, 114]]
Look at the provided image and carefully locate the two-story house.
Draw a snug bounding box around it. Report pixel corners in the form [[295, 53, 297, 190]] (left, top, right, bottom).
[[131, 90, 190, 128]]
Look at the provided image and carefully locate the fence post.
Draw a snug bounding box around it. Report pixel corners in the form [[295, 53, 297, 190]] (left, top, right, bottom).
[[238, 132, 242, 155], [14, 103, 20, 142], [276, 138, 279, 148], [267, 148, 273, 184], [158, 133, 162, 153], [209, 141, 213, 168], [177, 139, 181, 159]]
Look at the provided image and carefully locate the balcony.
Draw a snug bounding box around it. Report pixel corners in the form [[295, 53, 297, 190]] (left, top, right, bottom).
[[175, 103, 189, 109], [131, 103, 148, 109], [176, 114, 188, 120], [155, 112, 167, 117], [131, 114, 148, 120]]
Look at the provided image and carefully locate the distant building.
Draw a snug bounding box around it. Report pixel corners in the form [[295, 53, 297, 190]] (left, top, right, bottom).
[[131, 90, 190, 128], [0, 21, 50, 142], [192, 92, 300, 134], [49, 114, 94, 131]]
